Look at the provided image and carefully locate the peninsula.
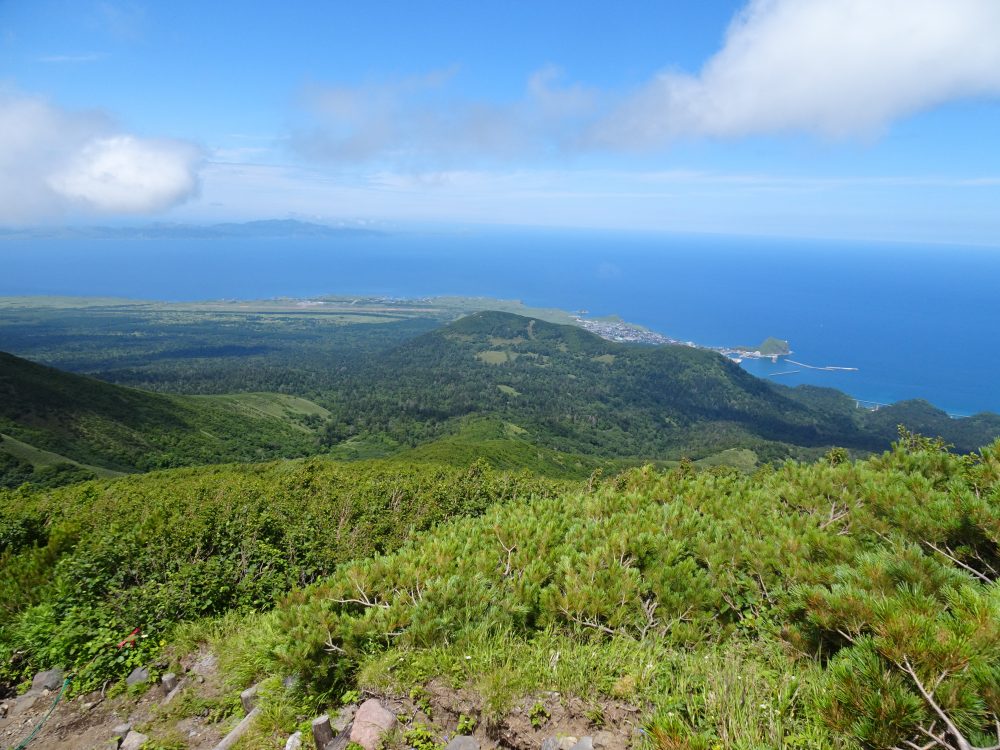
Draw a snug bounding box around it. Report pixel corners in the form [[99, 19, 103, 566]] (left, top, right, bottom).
[[574, 316, 791, 361]]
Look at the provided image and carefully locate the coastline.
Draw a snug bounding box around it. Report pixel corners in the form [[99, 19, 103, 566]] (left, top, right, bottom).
[[573, 315, 793, 362]]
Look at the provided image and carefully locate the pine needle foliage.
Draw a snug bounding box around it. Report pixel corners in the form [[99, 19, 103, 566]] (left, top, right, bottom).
[[258, 434, 999, 749], [0, 457, 565, 692], [2, 431, 998, 748]]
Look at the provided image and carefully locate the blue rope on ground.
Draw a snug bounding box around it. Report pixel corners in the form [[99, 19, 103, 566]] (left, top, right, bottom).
[[7, 676, 70, 750]]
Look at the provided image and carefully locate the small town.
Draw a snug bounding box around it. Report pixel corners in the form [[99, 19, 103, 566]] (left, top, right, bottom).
[[574, 317, 785, 361]]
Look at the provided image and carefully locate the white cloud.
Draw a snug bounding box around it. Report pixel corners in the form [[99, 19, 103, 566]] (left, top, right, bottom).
[[293, 66, 597, 168], [37, 53, 104, 64], [0, 89, 201, 222], [594, 0, 1000, 146], [49, 135, 200, 213], [293, 1, 1000, 166]]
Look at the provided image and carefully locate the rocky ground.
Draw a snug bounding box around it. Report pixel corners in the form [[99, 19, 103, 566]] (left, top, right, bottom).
[[1, 650, 640, 750], [0, 650, 227, 750]]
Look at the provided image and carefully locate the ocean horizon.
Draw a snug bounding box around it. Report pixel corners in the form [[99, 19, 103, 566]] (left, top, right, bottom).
[[1, 227, 998, 417]]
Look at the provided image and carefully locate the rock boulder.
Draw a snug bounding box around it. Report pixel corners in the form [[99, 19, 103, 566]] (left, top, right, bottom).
[[349, 699, 397, 750], [31, 669, 64, 693], [126, 667, 150, 687], [445, 736, 480, 750], [120, 730, 149, 750]]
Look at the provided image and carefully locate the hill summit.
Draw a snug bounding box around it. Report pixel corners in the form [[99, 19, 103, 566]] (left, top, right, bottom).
[[321, 310, 1000, 461]]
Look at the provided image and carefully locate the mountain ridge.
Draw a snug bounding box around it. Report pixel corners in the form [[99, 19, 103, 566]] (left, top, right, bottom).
[[0, 219, 381, 240]]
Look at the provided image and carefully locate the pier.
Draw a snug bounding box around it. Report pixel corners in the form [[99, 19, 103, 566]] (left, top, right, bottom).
[[786, 359, 859, 372]]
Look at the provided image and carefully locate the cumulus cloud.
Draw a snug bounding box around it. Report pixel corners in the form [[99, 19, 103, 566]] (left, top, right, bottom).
[[293, 0, 1000, 166], [49, 135, 199, 213], [0, 89, 201, 222], [594, 0, 1000, 146]]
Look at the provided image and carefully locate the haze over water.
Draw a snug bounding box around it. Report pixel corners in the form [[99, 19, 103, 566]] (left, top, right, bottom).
[[2, 228, 998, 417]]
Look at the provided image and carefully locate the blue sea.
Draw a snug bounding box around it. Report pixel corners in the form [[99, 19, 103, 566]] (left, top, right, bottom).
[[2, 227, 999, 416]]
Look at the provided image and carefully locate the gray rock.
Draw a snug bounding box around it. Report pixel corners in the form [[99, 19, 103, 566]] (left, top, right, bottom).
[[541, 738, 578, 750], [112, 722, 133, 737], [163, 680, 184, 705], [349, 699, 397, 750], [592, 731, 616, 750], [445, 736, 480, 750], [240, 683, 260, 714], [0, 702, 8, 719], [125, 667, 150, 687], [324, 727, 353, 750], [161, 672, 178, 694], [189, 651, 217, 677], [331, 704, 357, 733], [9, 694, 38, 717], [569, 738, 594, 750], [312, 714, 335, 750], [120, 730, 149, 750], [285, 731, 303, 750], [31, 669, 64, 692]]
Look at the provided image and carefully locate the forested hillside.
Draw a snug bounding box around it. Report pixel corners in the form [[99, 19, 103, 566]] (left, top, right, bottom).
[[320, 311, 1000, 460], [0, 351, 327, 486], [5, 307, 1000, 492]]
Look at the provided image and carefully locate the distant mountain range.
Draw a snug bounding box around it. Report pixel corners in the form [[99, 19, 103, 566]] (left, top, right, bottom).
[[0, 219, 381, 240]]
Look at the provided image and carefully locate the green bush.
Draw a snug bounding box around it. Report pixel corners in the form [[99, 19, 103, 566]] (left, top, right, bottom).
[[0, 457, 565, 692], [257, 437, 999, 749]]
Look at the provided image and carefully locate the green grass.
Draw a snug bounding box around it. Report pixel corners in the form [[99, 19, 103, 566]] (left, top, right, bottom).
[[4, 432, 996, 750], [396, 417, 635, 479], [0, 455, 568, 692], [196, 393, 332, 430], [476, 350, 518, 364], [694, 447, 758, 472]]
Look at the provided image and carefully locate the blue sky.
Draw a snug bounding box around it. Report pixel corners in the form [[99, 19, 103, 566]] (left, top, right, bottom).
[[3, 0, 1000, 244]]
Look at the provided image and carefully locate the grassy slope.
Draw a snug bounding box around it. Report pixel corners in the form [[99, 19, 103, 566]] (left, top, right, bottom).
[[0, 433, 121, 477], [0, 350, 324, 474], [396, 416, 673, 479]]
